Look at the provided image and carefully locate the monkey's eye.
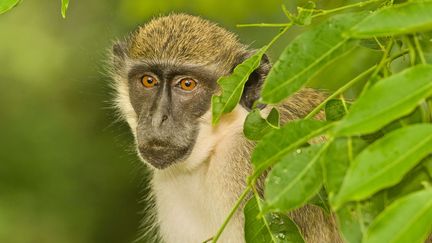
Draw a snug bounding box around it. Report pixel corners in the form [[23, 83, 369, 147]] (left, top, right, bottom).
[[141, 75, 158, 88], [178, 78, 197, 91]]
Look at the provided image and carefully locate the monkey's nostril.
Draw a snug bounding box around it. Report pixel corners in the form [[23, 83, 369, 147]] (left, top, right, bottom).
[[162, 115, 168, 122]]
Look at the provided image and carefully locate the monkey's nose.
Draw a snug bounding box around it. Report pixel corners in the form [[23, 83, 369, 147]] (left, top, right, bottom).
[[162, 115, 168, 122], [151, 113, 169, 127]]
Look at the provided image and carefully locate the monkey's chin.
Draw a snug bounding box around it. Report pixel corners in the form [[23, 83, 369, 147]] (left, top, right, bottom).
[[137, 145, 190, 169]]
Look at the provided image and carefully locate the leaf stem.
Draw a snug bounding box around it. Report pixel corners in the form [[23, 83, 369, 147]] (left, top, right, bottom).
[[281, 4, 295, 21], [305, 49, 408, 120], [305, 65, 376, 120], [413, 34, 427, 64], [340, 94, 349, 114], [311, 0, 382, 18], [264, 23, 293, 52], [357, 39, 393, 98], [251, 185, 278, 243], [237, 23, 291, 28], [404, 35, 417, 66], [374, 37, 386, 52], [370, 39, 394, 79], [356, 202, 367, 234], [61, 0, 69, 19], [212, 186, 251, 242]]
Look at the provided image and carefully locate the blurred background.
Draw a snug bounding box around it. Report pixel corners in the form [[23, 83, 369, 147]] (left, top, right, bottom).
[[0, 0, 393, 242]]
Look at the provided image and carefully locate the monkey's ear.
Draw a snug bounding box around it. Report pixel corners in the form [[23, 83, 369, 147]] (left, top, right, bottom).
[[111, 41, 127, 72], [240, 53, 271, 110]]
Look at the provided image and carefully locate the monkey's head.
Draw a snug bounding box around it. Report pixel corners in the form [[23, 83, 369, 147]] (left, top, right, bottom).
[[111, 14, 269, 170]]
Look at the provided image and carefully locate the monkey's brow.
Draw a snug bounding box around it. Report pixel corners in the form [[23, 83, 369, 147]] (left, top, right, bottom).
[[127, 62, 218, 82]]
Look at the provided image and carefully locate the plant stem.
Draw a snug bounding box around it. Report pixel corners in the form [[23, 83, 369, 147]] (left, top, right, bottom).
[[212, 186, 251, 242], [305, 65, 376, 119], [312, 0, 382, 18], [370, 39, 394, 79], [374, 37, 386, 52], [413, 34, 427, 64], [281, 4, 294, 21], [340, 94, 349, 114], [264, 23, 293, 51], [357, 39, 393, 98], [305, 49, 409, 120], [389, 50, 410, 61], [202, 237, 212, 243], [251, 185, 277, 243], [356, 202, 367, 234], [237, 23, 291, 28], [404, 35, 417, 65]]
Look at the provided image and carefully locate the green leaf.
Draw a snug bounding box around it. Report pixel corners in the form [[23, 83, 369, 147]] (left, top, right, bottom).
[[251, 120, 328, 176], [363, 189, 432, 243], [61, 0, 69, 18], [336, 203, 364, 243], [0, 0, 20, 14], [381, 104, 430, 135], [336, 196, 385, 243], [387, 164, 431, 202], [264, 145, 325, 212], [334, 64, 432, 136], [321, 137, 367, 203], [212, 48, 266, 125], [267, 108, 280, 127], [244, 197, 274, 243], [333, 124, 432, 209], [350, 1, 432, 38], [244, 198, 305, 243], [244, 108, 279, 141], [266, 212, 305, 243], [325, 99, 347, 122], [261, 12, 366, 104]]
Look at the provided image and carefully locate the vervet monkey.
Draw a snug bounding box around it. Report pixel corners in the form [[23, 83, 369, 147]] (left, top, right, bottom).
[[110, 13, 342, 243]]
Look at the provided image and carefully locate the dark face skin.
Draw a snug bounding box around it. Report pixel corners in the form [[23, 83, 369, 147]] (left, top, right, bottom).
[[127, 61, 219, 169]]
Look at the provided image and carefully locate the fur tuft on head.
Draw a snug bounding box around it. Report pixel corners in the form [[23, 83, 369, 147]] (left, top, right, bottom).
[[127, 13, 247, 72]]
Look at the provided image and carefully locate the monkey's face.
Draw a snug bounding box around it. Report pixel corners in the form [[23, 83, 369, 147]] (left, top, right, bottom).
[[111, 14, 270, 170], [127, 62, 219, 169]]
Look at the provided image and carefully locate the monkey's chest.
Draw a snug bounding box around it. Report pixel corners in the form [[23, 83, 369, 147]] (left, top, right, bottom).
[[152, 171, 243, 243]]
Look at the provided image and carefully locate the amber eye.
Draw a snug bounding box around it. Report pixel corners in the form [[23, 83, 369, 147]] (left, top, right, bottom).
[[141, 75, 158, 88], [178, 78, 197, 91]]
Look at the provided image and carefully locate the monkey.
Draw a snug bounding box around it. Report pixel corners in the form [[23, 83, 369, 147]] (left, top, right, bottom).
[[110, 13, 342, 243]]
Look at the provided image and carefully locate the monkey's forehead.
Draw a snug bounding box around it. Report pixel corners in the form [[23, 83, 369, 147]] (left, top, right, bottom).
[[127, 14, 247, 69]]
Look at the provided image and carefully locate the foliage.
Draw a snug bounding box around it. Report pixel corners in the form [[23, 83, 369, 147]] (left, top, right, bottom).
[[211, 1, 432, 242], [244, 197, 305, 242], [0, 0, 68, 17], [0, 0, 20, 14], [0, 1, 373, 242], [243, 108, 279, 141], [61, 0, 69, 18], [212, 48, 267, 124], [260, 12, 365, 104]]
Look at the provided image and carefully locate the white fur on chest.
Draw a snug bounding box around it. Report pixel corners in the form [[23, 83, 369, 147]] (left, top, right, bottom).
[[153, 166, 233, 243], [152, 107, 249, 243]]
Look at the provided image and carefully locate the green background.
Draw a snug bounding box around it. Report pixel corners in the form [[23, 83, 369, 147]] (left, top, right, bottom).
[[0, 1, 381, 242]]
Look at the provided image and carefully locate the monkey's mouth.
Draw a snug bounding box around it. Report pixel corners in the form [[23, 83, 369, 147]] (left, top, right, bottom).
[[145, 139, 172, 150], [138, 139, 191, 169]]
